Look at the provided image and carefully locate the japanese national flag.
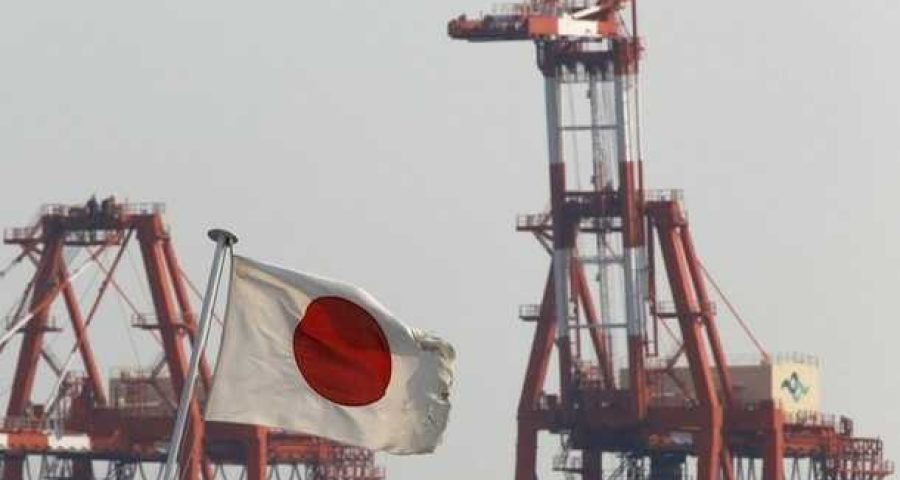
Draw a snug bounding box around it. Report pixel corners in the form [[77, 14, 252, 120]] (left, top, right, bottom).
[[205, 256, 454, 454]]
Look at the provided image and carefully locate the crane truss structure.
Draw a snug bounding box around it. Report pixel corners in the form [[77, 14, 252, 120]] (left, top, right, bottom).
[[448, 1, 893, 478], [0, 200, 383, 480]]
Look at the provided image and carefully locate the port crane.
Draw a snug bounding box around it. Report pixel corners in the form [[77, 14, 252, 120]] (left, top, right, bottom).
[[0, 200, 383, 480], [448, 0, 893, 478]]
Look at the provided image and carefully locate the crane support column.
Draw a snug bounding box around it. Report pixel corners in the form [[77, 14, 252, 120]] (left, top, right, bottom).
[[613, 38, 649, 420], [543, 69, 575, 410], [3, 226, 64, 480], [448, 1, 894, 477]]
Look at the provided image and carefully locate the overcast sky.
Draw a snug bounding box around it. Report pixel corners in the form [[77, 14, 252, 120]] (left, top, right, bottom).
[[1, 0, 899, 478]]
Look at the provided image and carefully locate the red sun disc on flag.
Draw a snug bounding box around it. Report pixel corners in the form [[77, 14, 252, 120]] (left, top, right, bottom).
[[293, 296, 392, 406]]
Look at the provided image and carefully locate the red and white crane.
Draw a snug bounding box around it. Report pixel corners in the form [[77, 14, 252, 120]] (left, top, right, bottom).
[[448, 1, 893, 478], [0, 200, 384, 480]]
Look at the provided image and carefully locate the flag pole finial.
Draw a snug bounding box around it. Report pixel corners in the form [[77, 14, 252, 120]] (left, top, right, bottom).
[[208, 228, 238, 245]]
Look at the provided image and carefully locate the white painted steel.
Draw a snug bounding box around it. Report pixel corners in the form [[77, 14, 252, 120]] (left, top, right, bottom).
[[544, 76, 563, 166], [47, 435, 91, 452], [544, 75, 571, 343], [588, 72, 617, 367], [613, 68, 647, 338], [557, 18, 601, 38]]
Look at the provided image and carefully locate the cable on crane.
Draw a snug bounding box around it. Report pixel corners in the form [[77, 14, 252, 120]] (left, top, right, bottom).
[[697, 260, 770, 363], [125, 246, 152, 310], [1, 279, 35, 348], [566, 83, 584, 191], [119, 293, 144, 368], [177, 266, 224, 326], [70, 238, 165, 369], [46, 248, 104, 353], [41, 245, 123, 418], [0, 254, 100, 351], [0, 251, 29, 279], [42, 234, 166, 425]]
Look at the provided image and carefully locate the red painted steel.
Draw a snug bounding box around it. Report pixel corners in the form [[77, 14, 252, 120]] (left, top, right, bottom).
[[680, 227, 736, 409], [656, 204, 727, 478], [135, 215, 205, 480], [0, 200, 384, 479], [162, 238, 214, 390], [3, 228, 65, 480], [448, 0, 893, 477], [57, 263, 107, 406]]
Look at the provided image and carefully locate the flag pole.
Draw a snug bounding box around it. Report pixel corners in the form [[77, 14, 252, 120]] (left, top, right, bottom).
[[162, 228, 238, 480]]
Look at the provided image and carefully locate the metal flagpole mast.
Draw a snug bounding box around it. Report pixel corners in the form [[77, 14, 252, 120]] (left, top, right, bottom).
[[163, 228, 238, 480]]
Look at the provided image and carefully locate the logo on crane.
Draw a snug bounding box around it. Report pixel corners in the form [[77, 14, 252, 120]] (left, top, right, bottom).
[[781, 372, 811, 402]]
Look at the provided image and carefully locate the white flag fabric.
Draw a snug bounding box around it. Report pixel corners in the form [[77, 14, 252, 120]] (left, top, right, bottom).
[[205, 255, 454, 454]]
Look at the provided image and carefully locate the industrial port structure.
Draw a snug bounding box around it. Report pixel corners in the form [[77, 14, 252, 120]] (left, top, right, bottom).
[[449, 0, 893, 478], [0, 201, 383, 480], [0, 0, 891, 478]]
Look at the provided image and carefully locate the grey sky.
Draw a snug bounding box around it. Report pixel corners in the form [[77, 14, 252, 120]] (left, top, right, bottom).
[[1, 0, 899, 479]]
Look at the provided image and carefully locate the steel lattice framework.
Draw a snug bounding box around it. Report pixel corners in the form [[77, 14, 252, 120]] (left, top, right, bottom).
[[447, 0, 893, 478], [0, 200, 383, 480]]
